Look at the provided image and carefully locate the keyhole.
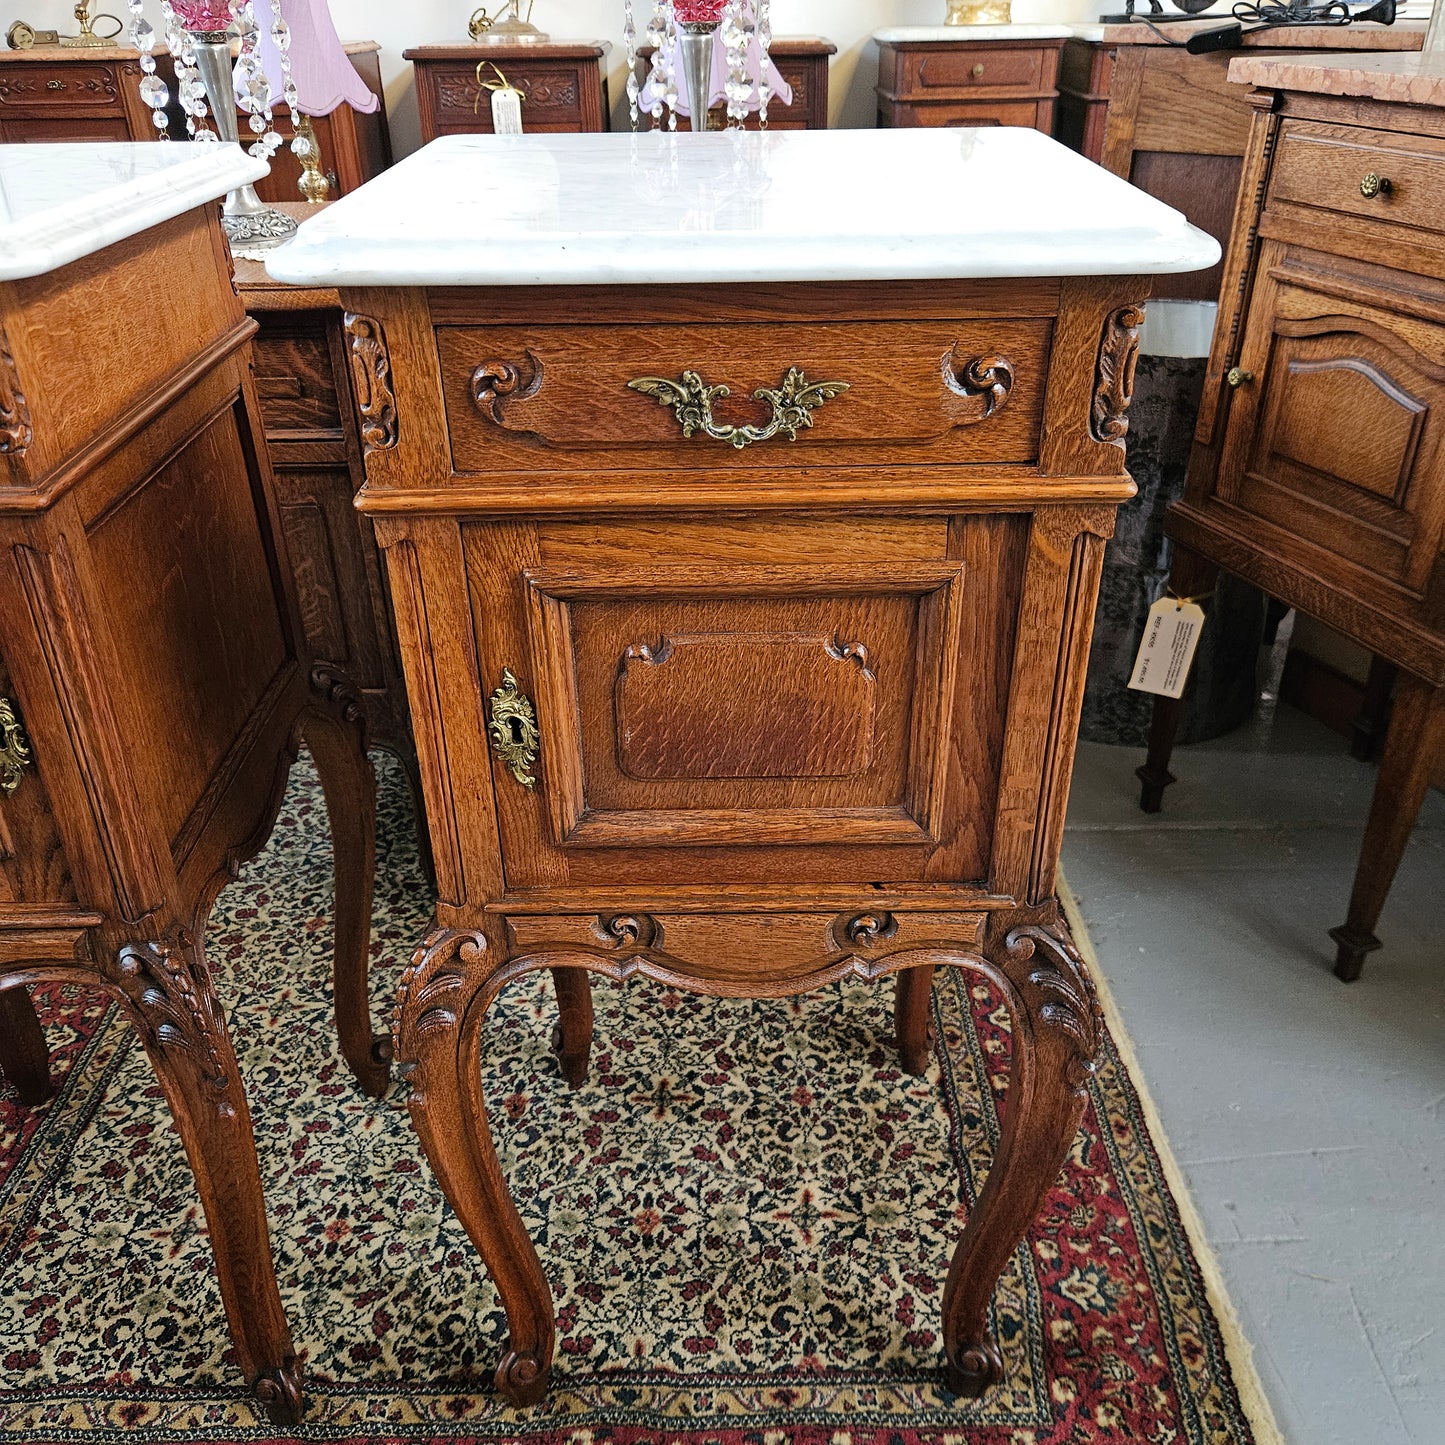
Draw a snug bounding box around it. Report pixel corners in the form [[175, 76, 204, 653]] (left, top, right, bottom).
[[509, 717, 525, 744]]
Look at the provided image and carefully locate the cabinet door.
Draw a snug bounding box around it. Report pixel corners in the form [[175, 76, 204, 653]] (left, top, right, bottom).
[[1214, 242, 1445, 604], [466, 514, 1027, 890]]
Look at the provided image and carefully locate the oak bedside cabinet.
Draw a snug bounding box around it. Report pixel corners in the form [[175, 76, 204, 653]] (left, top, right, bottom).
[[0, 143, 388, 1423], [1138, 51, 1445, 984]]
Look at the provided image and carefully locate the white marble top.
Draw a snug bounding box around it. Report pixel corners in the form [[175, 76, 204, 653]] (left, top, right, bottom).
[[0, 142, 269, 283], [874, 25, 1079, 43], [267, 129, 1219, 289]]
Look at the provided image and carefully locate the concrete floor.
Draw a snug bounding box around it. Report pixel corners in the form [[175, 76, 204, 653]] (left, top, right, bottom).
[[1062, 704, 1445, 1445]]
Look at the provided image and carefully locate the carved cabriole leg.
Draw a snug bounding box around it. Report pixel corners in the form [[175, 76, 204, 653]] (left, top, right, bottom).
[[0, 985, 52, 1105], [940, 914, 1101, 1395], [1330, 675, 1445, 982], [894, 965, 936, 1077], [107, 929, 301, 1425], [303, 666, 389, 1098], [1136, 544, 1221, 814], [393, 929, 555, 1405]]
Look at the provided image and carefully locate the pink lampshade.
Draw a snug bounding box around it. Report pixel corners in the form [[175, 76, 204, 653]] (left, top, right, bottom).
[[674, 0, 728, 20], [170, 0, 236, 30], [251, 0, 379, 116]]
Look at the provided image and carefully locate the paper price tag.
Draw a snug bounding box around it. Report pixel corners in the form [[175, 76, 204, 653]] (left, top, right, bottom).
[[491, 85, 524, 134], [1128, 597, 1206, 699]]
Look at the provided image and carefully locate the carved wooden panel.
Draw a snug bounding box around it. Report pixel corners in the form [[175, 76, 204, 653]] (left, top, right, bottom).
[[1215, 248, 1445, 599], [0, 64, 121, 107], [439, 320, 1048, 473], [615, 632, 877, 781]]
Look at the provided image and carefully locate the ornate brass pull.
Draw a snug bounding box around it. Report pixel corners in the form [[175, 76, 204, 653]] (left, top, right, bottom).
[[487, 669, 539, 789], [1226, 366, 1255, 389], [0, 696, 33, 797], [1359, 172, 1392, 200], [628, 367, 850, 450]]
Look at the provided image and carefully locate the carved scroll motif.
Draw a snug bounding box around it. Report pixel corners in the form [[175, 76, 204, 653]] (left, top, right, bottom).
[[471, 351, 545, 427], [593, 913, 660, 949], [1091, 304, 1147, 446], [941, 349, 1014, 422], [343, 313, 398, 454], [1003, 923, 1103, 1091], [0, 327, 33, 457], [113, 933, 235, 1117], [391, 929, 488, 1088]]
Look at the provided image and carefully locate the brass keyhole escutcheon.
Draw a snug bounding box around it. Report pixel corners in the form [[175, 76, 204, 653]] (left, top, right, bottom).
[[0, 697, 34, 797], [1360, 172, 1392, 200], [1227, 366, 1255, 389], [487, 668, 539, 789]]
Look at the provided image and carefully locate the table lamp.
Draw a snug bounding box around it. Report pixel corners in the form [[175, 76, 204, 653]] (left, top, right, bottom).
[[621, 0, 774, 131], [251, 0, 381, 204]]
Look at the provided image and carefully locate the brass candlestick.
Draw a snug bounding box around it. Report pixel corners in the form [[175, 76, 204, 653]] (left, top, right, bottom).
[[469, 0, 549, 44], [294, 114, 332, 204]]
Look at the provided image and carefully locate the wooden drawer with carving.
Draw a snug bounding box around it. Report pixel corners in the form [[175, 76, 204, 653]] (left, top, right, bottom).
[[1267, 120, 1445, 237], [0, 62, 124, 111], [437, 318, 1049, 473]]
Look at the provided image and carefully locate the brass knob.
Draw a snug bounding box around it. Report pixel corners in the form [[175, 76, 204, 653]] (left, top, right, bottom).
[[972, 62, 985, 78], [1360, 172, 1392, 200], [1226, 367, 1255, 389], [46, 79, 64, 91]]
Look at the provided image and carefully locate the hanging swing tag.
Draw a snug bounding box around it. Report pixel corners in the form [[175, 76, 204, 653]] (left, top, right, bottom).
[[1128, 596, 1207, 699], [491, 84, 524, 133], [477, 62, 525, 134]]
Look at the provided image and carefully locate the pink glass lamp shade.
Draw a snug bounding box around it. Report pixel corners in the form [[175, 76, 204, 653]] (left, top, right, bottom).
[[674, 0, 727, 19], [252, 0, 379, 116], [169, 0, 236, 31]]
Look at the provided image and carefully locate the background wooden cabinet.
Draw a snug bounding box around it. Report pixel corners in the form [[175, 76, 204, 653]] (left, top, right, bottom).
[[876, 38, 1063, 133]]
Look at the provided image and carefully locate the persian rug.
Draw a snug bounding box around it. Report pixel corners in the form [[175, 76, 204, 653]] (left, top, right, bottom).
[[0, 756, 1277, 1445]]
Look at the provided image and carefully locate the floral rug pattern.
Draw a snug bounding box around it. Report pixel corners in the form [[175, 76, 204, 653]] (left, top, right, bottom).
[[0, 756, 1256, 1444]]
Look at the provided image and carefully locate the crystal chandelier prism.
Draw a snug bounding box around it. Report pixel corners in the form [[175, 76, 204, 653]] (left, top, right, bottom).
[[623, 0, 775, 132]]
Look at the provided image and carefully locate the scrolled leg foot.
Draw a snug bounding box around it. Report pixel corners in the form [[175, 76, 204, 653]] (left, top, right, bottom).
[[495, 1348, 551, 1406], [253, 1357, 304, 1425], [940, 916, 1101, 1398], [946, 1337, 1004, 1397]]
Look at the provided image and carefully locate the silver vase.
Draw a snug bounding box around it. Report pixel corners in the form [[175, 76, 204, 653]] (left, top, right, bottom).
[[191, 34, 298, 250], [679, 22, 717, 133]]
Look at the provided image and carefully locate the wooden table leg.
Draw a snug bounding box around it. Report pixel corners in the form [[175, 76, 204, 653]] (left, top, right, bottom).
[[109, 931, 302, 1424], [1136, 545, 1220, 814], [303, 671, 389, 1098], [0, 986, 53, 1106], [1329, 674, 1445, 982], [1349, 655, 1398, 765], [894, 964, 936, 1076], [550, 968, 594, 1089], [941, 917, 1100, 1394], [394, 929, 556, 1406]]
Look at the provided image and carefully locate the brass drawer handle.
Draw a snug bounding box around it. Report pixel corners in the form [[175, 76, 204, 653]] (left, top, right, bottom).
[[628, 367, 850, 451], [46, 79, 65, 92], [1227, 366, 1255, 388], [972, 62, 985, 78], [488, 669, 539, 790], [1360, 172, 1392, 200], [0, 696, 33, 797]]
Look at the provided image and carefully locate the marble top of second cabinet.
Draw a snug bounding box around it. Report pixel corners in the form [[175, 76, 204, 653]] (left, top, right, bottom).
[[266, 128, 1220, 289]]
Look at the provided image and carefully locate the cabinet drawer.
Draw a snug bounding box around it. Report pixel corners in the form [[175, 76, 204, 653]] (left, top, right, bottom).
[[887, 99, 1046, 130], [0, 63, 123, 110], [906, 47, 1046, 94], [422, 62, 592, 133], [253, 329, 345, 441], [1268, 121, 1445, 235], [439, 319, 1049, 473]]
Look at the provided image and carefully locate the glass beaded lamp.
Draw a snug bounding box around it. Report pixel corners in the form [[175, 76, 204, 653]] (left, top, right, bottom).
[[127, 0, 303, 248], [622, 0, 775, 132]]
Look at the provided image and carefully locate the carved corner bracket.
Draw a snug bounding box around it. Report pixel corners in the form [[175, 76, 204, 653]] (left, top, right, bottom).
[[0, 326, 33, 458], [392, 929, 489, 1096], [112, 931, 236, 1117], [941, 349, 1014, 422], [1002, 922, 1103, 1092], [343, 312, 399, 455], [1090, 304, 1146, 447]]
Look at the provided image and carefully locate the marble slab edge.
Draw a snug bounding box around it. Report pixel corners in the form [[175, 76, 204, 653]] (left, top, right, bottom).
[[1228, 48, 1445, 106]]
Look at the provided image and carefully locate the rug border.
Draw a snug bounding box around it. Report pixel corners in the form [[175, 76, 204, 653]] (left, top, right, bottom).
[[1058, 869, 1285, 1445]]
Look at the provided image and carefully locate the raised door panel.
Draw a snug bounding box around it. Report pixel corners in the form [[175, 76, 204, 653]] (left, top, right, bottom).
[[1216, 247, 1445, 601], [463, 514, 1027, 890]]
